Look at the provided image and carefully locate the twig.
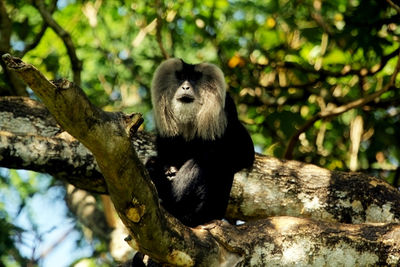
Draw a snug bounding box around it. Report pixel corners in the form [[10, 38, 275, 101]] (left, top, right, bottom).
[[155, 0, 169, 59], [387, 0, 400, 14], [33, 0, 82, 86], [284, 50, 400, 159], [19, 0, 58, 57], [20, 24, 48, 57], [0, 0, 28, 96], [280, 47, 400, 78], [261, 79, 323, 92], [0, 0, 11, 51], [310, 12, 334, 36], [38, 227, 75, 260]]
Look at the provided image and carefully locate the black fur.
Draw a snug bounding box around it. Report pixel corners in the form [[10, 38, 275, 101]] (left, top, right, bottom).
[[175, 59, 202, 82], [147, 93, 254, 227]]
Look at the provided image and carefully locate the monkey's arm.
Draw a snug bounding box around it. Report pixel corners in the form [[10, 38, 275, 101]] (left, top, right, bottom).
[[223, 94, 255, 171], [167, 158, 232, 226], [145, 157, 173, 205], [167, 159, 209, 226]]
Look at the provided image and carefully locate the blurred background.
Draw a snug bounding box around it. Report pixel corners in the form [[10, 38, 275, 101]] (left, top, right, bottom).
[[1, 0, 399, 266]]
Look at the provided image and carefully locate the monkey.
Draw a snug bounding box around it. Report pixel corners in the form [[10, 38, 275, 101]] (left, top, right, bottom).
[[146, 58, 255, 227]]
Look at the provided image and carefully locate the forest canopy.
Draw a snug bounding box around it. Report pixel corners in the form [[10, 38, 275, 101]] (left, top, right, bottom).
[[1, 0, 400, 266]]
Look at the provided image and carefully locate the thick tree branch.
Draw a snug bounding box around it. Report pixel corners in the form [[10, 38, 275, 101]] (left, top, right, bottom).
[[0, 130, 107, 193], [205, 217, 400, 266], [2, 96, 400, 225], [0, 96, 155, 194], [1, 54, 233, 266], [3, 54, 400, 265]]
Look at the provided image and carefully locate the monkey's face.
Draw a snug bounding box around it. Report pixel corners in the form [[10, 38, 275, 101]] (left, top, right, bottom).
[[151, 58, 227, 140], [171, 62, 203, 124]]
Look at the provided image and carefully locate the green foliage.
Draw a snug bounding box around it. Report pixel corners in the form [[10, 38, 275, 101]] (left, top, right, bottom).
[[0, 170, 43, 266], [0, 213, 26, 267], [3, 0, 400, 201], [1, 0, 400, 265]]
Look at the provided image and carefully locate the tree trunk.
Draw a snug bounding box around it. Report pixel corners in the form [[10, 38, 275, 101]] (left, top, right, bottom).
[[1, 54, 400, 266], [1, 97, 399, 225]]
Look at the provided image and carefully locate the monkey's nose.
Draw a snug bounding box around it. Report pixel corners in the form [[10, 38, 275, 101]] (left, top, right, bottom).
[[181, 81, 192, 90]]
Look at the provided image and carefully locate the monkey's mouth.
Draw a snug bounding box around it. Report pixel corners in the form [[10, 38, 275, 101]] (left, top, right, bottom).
[[177, 95, 195, 103]]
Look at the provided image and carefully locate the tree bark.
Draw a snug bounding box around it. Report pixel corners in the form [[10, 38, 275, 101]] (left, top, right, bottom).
[[1, 97, 400, 225], [1, 54, 400, 266]]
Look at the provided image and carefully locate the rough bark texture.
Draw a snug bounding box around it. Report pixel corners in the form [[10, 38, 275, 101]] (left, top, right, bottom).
[[228, 155, 400, 224], [1, 97, 400, 225], [206, 217, 400, 266], [1, 54, 226, 266], [2, 54, 400, 266]]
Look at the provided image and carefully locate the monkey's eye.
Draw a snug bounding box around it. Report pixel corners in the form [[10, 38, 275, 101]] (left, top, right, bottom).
[[175, 70, 202, 83], [187, 72, 202, 85], [192, 71, 202, 81], [175, 71, 185, 81]]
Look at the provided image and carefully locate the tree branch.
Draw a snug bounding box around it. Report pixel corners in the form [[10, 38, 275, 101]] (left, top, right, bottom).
[[19, 0, 58, 57], [2, 96, 400, 225], [0, 0, 11, 53], [387, 0, 400, 14], [155, 0, 169, 59], [1, 53, 232, 266], [3, 54, 400, 265], [33, 0, 82, 85], [0, 130, 107, 193], [284, 50, 400, 159], [266, 47, 400, 82], [0, 0, 28, 96]]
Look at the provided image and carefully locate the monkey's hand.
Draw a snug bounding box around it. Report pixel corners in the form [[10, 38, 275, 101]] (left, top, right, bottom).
[[165, 166, 178, 181]]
